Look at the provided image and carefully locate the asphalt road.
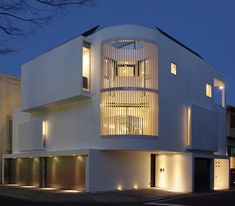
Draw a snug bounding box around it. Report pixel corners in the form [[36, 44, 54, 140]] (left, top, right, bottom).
[[1, 191, 235, 206], [144, 191, 235, 206]]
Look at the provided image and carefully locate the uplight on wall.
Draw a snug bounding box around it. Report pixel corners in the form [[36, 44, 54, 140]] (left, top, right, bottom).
[[42, 120, 47, 136], [42, 120, 47, 147], [187, 107, 191, 147], [214, 78, 225, 107]]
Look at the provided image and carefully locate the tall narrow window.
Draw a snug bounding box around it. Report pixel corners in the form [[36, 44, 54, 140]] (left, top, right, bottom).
[[82, 42, 90, 92], [7, 117, 12, 153], [206, 83, 212, 98], [170, 63, 177, 75]]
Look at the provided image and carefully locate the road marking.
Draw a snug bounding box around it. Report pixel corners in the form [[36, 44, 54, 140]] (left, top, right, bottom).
[[145, 203, 189, 206]]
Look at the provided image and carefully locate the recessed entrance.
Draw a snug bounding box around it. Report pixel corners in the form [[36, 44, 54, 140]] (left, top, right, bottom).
[[194, 158, 211, 192], [150, 154, 156, 187]]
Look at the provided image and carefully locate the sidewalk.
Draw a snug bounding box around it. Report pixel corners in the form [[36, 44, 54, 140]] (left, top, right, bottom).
[[0, 185, 187, 204]]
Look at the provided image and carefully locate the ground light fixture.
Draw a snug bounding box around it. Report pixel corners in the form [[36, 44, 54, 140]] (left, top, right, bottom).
[[117, 186, 122, 191]]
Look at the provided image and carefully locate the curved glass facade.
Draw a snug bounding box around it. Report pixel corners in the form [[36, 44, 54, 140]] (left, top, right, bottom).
[[101, 40, 158, 136]]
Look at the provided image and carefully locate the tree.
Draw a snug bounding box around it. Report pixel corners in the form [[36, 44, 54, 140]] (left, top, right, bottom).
[[0, 0, 95, 54]]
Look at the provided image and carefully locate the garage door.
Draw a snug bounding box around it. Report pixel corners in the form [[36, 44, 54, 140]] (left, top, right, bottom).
[[45, 156, 85, 191]]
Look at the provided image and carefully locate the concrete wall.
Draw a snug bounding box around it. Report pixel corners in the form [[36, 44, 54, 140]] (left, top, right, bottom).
[[155, 153, 193, 192], [88, 150, 150, 192]]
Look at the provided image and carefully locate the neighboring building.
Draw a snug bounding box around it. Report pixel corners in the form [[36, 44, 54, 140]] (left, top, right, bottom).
[[0, 74, 20, 183], [2, 25, 229, 192], [227, 106, 235, 187]]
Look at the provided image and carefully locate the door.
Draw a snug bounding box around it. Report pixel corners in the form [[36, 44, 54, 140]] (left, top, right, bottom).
[[194, 158, 211, 192]]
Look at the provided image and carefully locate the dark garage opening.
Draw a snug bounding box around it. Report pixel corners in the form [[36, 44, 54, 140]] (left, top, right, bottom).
[[194, 158, 211, 192]]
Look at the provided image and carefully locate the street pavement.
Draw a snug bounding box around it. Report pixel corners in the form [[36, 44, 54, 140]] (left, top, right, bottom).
[[144, 190, 235, 206], [1, 185, 235, 206]]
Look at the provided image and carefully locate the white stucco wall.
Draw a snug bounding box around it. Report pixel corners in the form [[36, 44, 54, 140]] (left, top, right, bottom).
[[21, 36, 90, 111], [155, 153, 193, 192], [14, 24, 227, 155], [18, 119, 45, 151], [12, 108, 30, 153], [88, 150, 150, 192]]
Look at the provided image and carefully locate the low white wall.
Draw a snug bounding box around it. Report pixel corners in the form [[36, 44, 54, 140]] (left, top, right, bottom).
[[214, 158, 229, 190], [155, 153, 192, 192], [88, 150, 150, 192], [18, 119, 45, 151]]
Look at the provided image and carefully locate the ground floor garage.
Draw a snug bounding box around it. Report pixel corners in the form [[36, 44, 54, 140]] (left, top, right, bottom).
[[4, 155, 86, 191], [2, 150, 229, 193]]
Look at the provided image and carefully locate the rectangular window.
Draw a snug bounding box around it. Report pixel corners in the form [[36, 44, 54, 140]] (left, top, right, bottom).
[[206, 83, 212, 98], [82, 42, 90, 91], [170, 63, 177, 75], [117, 64, 135, 77]]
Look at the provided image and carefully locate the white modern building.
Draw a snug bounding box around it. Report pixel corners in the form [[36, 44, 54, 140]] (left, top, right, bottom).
[[2, 25, 229, 193]]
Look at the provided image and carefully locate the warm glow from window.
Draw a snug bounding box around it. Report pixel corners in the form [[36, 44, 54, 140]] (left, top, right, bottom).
[[206, 83, 212, 98], [82, 42, 90, 91], [101, 40, 158, 136], [170, 63, 177, 75], [101, 91, 158, 136], [187, 107, 191, 146], [118, 65, 134, 77]]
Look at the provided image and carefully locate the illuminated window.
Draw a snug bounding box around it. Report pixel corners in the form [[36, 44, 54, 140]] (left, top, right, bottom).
[[82, 42, 90, 91], [117, 64, 135, 77], [101, 40, 158, 136], [206, 83, 212, 98], [170, 63, 177, 75]]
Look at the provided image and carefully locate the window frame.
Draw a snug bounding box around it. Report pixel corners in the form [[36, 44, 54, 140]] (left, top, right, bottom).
[[170, 62, 177, 75], [206, 83, 212, 98], [82, 41, 91, 92]]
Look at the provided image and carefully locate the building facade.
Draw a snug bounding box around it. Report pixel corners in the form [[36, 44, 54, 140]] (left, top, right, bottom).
[[227, 106, 235, 187], [2, 25, 229, 192], [0, 74, 20, 183]]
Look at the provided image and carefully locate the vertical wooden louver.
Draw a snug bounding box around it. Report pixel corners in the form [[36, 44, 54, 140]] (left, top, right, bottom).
[[101, 40, 158, 136]]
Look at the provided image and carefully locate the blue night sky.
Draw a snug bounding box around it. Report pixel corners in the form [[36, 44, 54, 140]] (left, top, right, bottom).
[[0, 0, 234, 105]]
